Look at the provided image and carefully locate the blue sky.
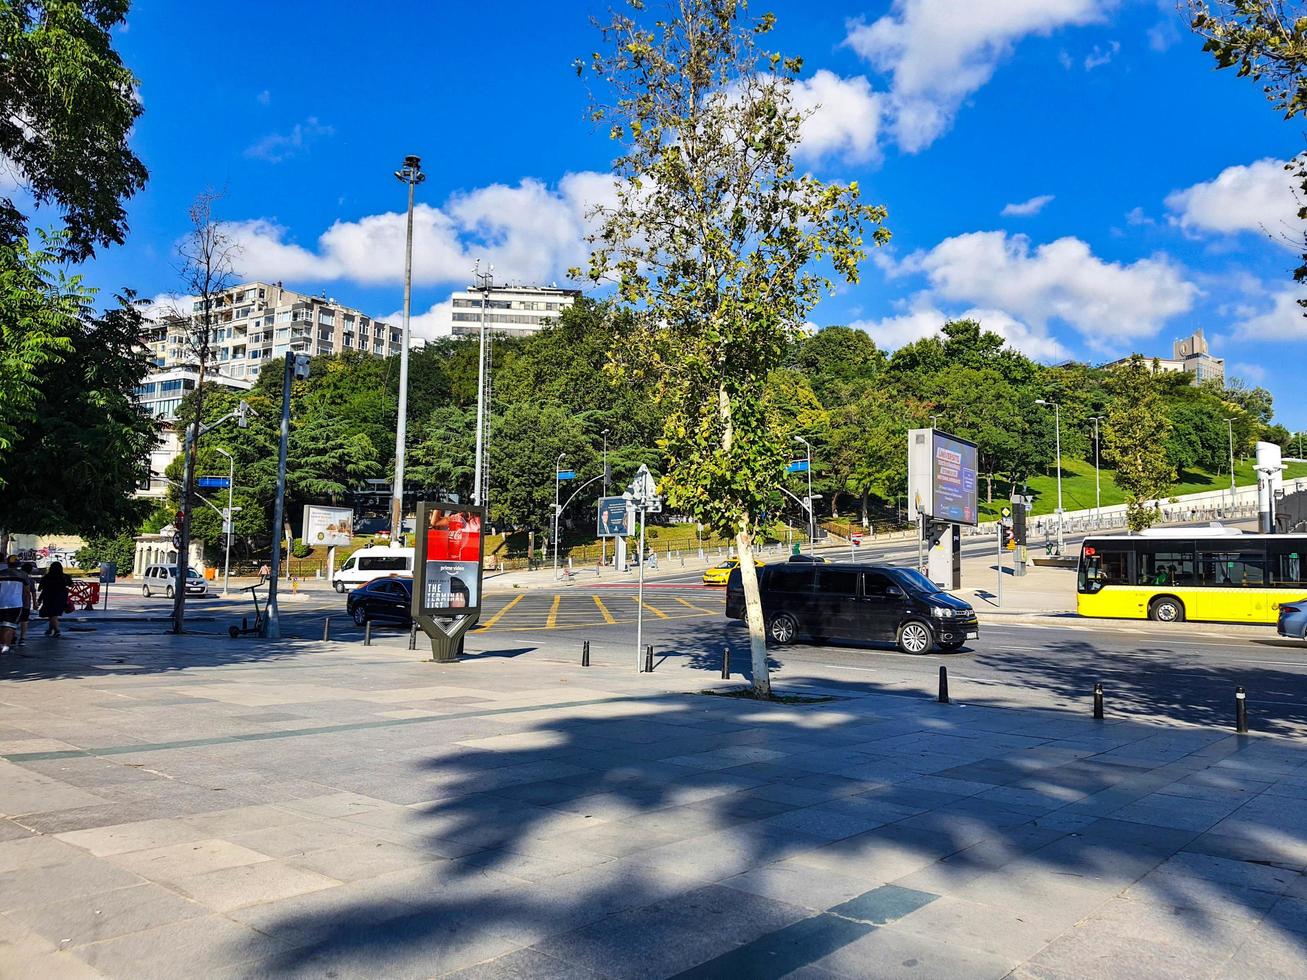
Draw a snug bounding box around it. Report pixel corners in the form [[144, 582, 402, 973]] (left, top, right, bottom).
[[75, 0, 1306, 428]]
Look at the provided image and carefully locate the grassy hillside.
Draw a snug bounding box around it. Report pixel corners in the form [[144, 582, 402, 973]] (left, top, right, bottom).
[[978, 459, 1307, 520]]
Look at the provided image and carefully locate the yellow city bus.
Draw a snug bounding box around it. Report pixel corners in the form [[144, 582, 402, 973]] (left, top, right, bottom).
[[1076, 530, 1307, 624]]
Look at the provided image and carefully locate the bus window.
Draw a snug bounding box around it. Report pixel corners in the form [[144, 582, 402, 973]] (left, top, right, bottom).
[[1198, 547, 1266, 587], [1078, 547, 1129, 593], [1136, 545, 1195, 587], [1268, 543, 1307, 587]]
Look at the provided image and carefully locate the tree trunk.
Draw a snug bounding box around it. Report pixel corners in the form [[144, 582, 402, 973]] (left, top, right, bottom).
[[986, 473, 993, 504], [735, 527, 770, 698]]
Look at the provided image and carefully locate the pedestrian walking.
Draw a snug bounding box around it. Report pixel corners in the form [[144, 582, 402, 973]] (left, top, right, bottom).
[[38, 562, 72, 637], [0, 556, 36, 649]]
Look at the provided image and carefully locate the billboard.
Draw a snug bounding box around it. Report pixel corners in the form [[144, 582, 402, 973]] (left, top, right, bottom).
[[907, 429, 978, 526], [302, 505, 354, 547], [413, 502, 484, 616], [598, 496, 634, 537]]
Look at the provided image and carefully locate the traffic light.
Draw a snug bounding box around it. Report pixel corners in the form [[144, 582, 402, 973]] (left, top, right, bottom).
[[1000, 522, 1011, 551]]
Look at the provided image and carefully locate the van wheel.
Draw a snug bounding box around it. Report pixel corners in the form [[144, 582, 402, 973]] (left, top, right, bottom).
[[767, 613, 798, 645], [897, 621, 933, 654], [165, 585, 174, 599], [334, 582, 345, 594], [141, 584, 150, 597], [1149, 597, 1184, 623]]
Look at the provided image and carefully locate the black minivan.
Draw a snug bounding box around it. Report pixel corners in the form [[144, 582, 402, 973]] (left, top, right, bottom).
[[725, 562, 978, 653]]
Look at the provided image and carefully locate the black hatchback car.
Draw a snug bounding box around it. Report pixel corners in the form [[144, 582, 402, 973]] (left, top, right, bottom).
[[346, 577, 413, 626], [726, 562, 977, 653]]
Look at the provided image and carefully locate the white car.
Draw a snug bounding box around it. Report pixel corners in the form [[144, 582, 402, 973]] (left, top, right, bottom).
[[140, 564, 207, 597]]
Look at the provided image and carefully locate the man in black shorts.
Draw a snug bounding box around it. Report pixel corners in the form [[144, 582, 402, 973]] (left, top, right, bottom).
[[0, 557, 27, 654]]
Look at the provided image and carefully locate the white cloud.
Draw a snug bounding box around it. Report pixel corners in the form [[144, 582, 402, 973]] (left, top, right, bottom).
[[1083, 40, 1120, 70], [257, 90, 271, 106], [137, 293, 197, 322], [892, 230, 1197, 346], [791, 70, 885, 164], [850, 303, 1069, 361], [391, 298, 454, 342], [1228, 361, 1267, 383], [245, 117, 335, 163], [1233, 285, 1307, 340], [221, 171, 617, 289], [845, 0, 1111, 151], [1001, 194, 1054, 217], [1165, 157, 1301, 245]]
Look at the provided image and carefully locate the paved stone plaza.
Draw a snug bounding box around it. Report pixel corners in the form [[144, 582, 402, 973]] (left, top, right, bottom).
[[1, 626, 1306, 978]]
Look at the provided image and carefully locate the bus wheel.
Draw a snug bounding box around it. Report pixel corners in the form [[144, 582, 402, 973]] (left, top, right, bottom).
[[1149, 597, 1184, 623]]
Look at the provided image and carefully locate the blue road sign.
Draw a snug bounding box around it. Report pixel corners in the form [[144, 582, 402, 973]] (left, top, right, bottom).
[[197, 476, 230, 489], [786, 459, 809, 474], [558, 470, 576, 481]]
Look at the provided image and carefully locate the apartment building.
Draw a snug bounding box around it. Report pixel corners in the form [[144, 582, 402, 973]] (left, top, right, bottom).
[[142, 281, 404, 380], [441, 284, 582, 339]]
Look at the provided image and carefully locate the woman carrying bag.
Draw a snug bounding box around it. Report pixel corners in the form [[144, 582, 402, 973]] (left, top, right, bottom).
[[38, 562, 72, 637]]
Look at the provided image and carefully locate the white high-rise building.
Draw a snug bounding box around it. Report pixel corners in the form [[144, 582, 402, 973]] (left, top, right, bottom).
[[435, 284, 582, 339]]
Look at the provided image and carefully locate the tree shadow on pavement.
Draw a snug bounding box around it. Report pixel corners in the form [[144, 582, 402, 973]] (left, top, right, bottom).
[[242, 678, 1307, 978]]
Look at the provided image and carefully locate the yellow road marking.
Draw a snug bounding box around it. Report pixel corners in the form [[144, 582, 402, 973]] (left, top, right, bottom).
[[674, 596, 721, 615], [546, 595, 562, 629], [634, 596, 669, 619], [487, 610, 714, 632], [479, 593, 524, 630], [592, 595, 616, 624]]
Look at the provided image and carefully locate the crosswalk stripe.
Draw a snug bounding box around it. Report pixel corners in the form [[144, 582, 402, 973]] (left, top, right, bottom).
[[634, 596, 670, 619], [674, 596, 720, 615], [546, 595, 562, 628], [592, 594, 616, 624], [479, 593, 524, 630]]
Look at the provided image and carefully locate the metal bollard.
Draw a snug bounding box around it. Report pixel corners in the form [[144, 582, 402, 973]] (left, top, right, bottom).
[[1093, 682, 1104, 720], [408, 623, 417, 650], [322, 617, 330, 642], [364, 620, 372, 646], [645, 644, 654, 673], [1236, 686, 1248, 733], [937, 665, 950, 704], [721, 647, 730, 680], [582, 640, 590, 667]]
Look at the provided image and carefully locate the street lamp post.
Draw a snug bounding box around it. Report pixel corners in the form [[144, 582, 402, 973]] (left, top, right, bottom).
[[553, 453, 566, 579], [1088, 416, 1104, 528], [472, 261, 493, 504], [793, 435, 815, 554], [601, 428, 610, 569], [1225, 418, 1237, 510], [214, 447, 235, 595], [1035, 399, 1064, 555], [265, 353, 309, 639], [390, 154, 425, 547]]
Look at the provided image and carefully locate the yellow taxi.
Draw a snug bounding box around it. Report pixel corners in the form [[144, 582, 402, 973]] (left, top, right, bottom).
[[702, 556, 764, 586]]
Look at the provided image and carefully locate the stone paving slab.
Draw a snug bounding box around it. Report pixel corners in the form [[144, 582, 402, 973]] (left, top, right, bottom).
[[0, 628, 1306, 977]]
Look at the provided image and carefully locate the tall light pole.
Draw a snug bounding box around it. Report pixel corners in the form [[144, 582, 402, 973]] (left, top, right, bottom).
[[214, 447, 235, 595], [1225, 417, 1237, 509], [553, 452, 566, 579], [793, 435, 815, 554], [472, 261, 494, 504], [1035, 399, 1063, 554], [601, 428, 610, 568], [265, 353, 309, 639], [931, 414, 941, 429], [1088, 416, 1104, 528], [390, 154, 424, 547]]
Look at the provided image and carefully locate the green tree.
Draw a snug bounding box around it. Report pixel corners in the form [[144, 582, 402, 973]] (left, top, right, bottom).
[[76, 532, 136, 574], [1188, 1, 1307, 302], [579, 0, 888, 696], [1103, 356, 1177, 532], [0, 0, 148, 258], [487, 403, 590, 534], [0, 293, 156, 537]]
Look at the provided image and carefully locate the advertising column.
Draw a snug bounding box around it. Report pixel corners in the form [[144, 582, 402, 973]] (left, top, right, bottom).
[[907, 429, 978, 591], [411, 502, 485, 662]]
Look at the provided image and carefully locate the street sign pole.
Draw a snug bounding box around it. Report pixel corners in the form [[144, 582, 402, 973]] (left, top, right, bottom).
[[636, 504, 645, 673]]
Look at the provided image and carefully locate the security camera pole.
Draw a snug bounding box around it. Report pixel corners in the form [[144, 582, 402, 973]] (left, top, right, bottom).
[[390, 154, 425, 546], [264, 353, 310, 639]]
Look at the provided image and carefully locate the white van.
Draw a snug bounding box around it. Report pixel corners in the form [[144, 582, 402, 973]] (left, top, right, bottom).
[[332, 547, 413, 593]]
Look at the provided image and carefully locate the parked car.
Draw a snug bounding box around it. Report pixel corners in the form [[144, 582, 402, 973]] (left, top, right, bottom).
[[347, 577, 413, 626], [333, 547, 414, 593], [787, 554, 828, 563], [140, 564, 207, 598], [703, 555, 765, 586], [725, 562, 977, 653], [1277, 598, 1307, 641]]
